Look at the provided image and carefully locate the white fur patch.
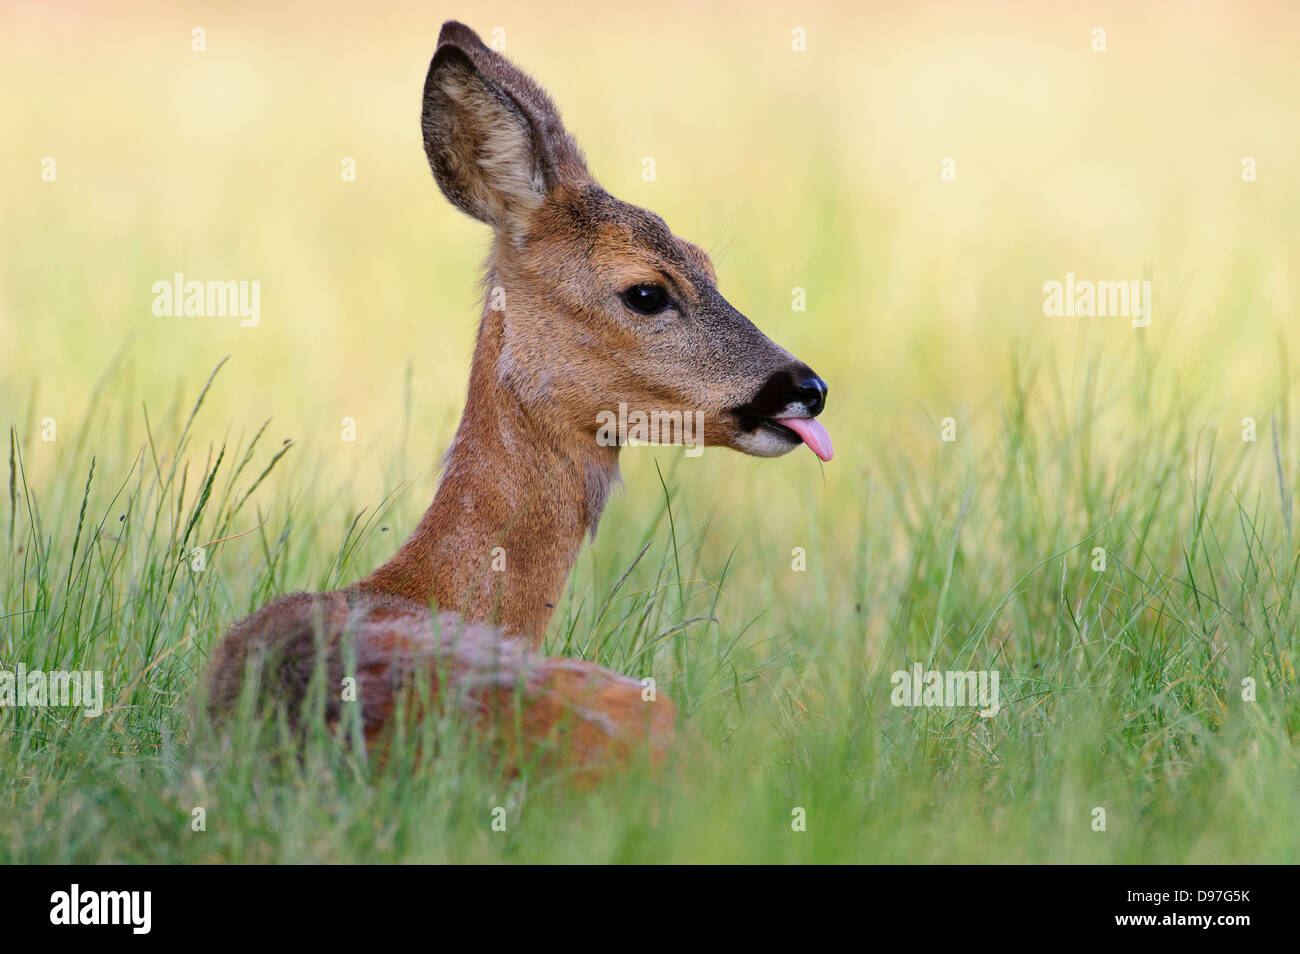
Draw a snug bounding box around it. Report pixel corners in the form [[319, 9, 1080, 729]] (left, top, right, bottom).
[[442, 70, 543, 230]]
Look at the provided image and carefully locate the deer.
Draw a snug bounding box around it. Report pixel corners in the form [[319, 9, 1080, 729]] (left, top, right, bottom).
[[205, 21, 832, 784]]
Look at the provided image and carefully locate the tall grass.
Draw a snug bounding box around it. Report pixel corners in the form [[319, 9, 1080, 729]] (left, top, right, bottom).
[[3, 342, 1298, 862]]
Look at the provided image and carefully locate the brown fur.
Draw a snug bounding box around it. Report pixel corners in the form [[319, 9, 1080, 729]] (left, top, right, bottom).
[[206, 589, 674, 783], [205, 21, 827, 782]]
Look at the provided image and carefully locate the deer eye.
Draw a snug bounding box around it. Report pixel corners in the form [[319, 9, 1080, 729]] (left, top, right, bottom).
[[621, 284, 671, 315]]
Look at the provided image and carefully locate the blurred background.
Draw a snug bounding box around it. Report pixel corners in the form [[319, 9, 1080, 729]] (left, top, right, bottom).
[[3, 0, 1299, 647]]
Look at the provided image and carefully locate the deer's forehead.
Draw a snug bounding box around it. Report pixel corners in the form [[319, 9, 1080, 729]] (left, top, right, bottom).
[[559, 188, 716, 284]]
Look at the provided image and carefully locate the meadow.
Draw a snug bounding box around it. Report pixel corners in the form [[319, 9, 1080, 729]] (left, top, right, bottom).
[[2, 1, 1298, 863]]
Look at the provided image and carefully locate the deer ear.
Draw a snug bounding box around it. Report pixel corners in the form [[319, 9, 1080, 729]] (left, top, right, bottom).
[[421, 21, 588, 232]]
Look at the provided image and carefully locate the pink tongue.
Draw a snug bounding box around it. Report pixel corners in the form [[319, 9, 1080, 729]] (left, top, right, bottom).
[[777, 417, 833, 462]]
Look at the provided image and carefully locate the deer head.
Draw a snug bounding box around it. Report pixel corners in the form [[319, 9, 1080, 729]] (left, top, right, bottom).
[[421, 21, 832, 464]]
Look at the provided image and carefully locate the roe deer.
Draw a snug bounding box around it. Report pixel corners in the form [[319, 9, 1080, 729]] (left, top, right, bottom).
[[206, 21, 831, 782]]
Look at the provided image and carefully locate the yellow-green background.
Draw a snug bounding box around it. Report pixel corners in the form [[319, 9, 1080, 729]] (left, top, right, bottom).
[[8, 1, 1297, 510]]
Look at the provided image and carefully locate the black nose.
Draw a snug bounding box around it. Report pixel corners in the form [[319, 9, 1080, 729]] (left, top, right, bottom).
[[795, 376, 828, 417]]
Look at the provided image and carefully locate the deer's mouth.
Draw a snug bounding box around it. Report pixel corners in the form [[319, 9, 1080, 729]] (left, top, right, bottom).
[[770, 416, 833, 461], [729, 364, 832, 461], [731, 413, 834, 462]]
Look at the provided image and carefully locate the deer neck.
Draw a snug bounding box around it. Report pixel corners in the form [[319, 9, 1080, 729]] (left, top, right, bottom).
[[360, 294, 619, 649]]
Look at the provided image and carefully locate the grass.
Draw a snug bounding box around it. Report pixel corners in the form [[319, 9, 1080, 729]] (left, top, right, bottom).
[[3, 342, 1298, 863], [3, 1, 1299, 862]]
